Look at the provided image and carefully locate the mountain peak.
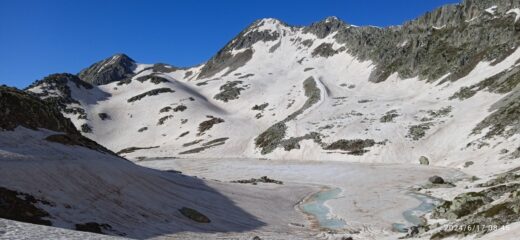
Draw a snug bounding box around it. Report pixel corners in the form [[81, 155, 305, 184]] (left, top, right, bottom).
[[303, 16, 348, 38], [255, 18, 283, 26], [78, 53, 136, 85], [248, 18, 288, 32]]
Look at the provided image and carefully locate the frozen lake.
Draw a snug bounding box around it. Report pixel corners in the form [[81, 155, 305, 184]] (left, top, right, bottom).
[[301, 188, 346, 230], [140, 158, 465, 235]]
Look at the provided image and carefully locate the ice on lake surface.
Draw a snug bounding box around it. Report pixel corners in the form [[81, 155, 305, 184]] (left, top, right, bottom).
[[301, 188, 346, 229], [392, 192, 442, 233]]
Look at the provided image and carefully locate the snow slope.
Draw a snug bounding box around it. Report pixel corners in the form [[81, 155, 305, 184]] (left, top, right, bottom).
[[0, 127, 317, 239], [14, 1, 520, 239], [26, 15, 520, 178]]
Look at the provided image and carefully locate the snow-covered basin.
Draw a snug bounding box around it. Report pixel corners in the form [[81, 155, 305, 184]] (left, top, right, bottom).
[[140, 158, 466, 232]]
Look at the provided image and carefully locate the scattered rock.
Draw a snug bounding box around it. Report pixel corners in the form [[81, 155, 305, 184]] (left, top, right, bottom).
[[429, 176, 445, 184], [464, 161, 474, 168], [232, 176, 283, 185], [407, 123, 433, 140], [127, 88, 174, 103], [98, 113, 110, 120], [432, 192, 492, 220], [197, 116, 225, 135], [135, 75, 169, 84], [252, 103, 269, 111], [312, 43, 342, 57], [324, 139, 376, 155], [116, 146, 159, 155], [380, 110, 399, 123], [178, 131, 189, 138], [214, 81, 245, 102], [419, 156, 430, 165], [179, 207, 210, 223], [157, 115, 173, 125], [0, 187, 52, 226], [405, 225, 429, 238], [75, 222, 112, 234], [173, 105, 187, 112], [159, 106, 172, 113], [80, 123, 92, 133]]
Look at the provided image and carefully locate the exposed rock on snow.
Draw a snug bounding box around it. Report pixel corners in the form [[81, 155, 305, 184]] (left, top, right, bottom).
[[10, 0, 520, 238], [78, 54, 136, 85], [419, 156, 430, 165]]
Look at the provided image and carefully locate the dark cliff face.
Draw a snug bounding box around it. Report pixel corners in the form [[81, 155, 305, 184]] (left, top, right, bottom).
[[197, 19, 284, 80], [307, 0, 520, 83], [0, 85, 79, 134], [78, 54, 136, 85], [1, 85, 119, 155], [195, 1, 520, 83]]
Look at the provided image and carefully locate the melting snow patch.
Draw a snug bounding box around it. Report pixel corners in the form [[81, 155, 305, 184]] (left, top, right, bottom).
[[485, 6, 497, 15], [507, 8, 520, 22]]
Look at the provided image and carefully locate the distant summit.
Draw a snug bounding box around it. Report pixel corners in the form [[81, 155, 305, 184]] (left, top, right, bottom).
[[78, 53, 136, 85]]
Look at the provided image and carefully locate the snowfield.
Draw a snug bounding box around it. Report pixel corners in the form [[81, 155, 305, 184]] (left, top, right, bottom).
[[4, 1, 520, 239]]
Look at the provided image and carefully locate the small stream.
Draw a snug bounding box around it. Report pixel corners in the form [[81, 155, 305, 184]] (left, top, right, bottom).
[[301, 188, 346, 230]]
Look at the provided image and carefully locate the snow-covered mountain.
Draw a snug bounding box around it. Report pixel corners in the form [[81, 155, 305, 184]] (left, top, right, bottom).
[[4, 0, 520, 239], [0, 86, 316, 239], [26, 0, 520, 177]]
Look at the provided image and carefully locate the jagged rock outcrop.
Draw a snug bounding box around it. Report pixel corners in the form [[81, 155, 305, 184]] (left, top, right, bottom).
[[197, 19, 284, 79], [24, 73, 92, 118], [78, 54, 136, 85], [0, 85, 78, 133], [0, 86, 116, 155], [317, 0, 520, 83]]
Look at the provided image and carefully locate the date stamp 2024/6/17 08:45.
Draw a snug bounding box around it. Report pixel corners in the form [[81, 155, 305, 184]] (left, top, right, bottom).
[[443, 224, 511, 233]]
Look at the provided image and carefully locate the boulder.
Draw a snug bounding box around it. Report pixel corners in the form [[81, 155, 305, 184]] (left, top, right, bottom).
[[429, 175, 445, 184], [179, 207, 210, 223], [419, 156, 430, 165]]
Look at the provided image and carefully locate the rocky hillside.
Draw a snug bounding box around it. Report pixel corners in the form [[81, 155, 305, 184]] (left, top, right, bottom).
[[0, 84, 300, 239], [2, 0, 520, 239], [23, 1, 519, 171]]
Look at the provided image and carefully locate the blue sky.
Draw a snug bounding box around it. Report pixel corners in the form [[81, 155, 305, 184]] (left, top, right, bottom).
[[0, 0, 460, 88]]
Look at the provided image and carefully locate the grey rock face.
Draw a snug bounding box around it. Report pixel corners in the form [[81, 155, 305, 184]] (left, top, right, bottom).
[[311, 43, 344, 58], [324, 139, 376, 155], [317, 1, 520, 83], [380, 110, 399, 123], [198, 49, 253, 80], [197, 116, 225, 136], [432, 192, 492, 220], [303, 17, 349, 39], [0, 85, 78, 134], [431, 178, 520, 238], [78, 54, 136, 85], [214, 81, 245, 102], [473, 90, 520, 139], [197, 19, 284, 80], [25, 73, 93, 120], [127, 88, 175, 103], [255, 77, 326, 154], [407, 123, 433, 140]]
